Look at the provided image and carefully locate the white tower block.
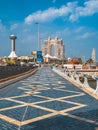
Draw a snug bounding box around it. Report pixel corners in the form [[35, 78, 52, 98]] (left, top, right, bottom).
[[8, 34, 18, 58]]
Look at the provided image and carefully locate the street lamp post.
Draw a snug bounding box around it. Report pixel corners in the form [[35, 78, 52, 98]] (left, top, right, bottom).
[[35, 22, 40, 51]]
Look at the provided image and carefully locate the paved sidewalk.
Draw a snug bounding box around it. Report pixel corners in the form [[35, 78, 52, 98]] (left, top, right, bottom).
[[0, 66, 98, 130]]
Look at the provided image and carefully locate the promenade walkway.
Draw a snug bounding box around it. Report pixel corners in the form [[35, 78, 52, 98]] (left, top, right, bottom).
[[0, 66, 98, 130]]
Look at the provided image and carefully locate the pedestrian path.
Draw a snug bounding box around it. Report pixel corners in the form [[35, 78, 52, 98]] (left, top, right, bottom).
[[0, 66, 98, 130]]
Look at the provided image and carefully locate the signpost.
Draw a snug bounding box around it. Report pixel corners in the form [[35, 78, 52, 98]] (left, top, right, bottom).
[[36, 51, 43, 62]]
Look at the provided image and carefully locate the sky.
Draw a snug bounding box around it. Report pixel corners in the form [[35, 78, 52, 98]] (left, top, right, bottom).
[[0, 0, 98, 61]]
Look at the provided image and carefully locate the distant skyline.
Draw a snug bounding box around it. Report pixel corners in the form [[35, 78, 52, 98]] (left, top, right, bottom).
[[0, 0, 98, 61]]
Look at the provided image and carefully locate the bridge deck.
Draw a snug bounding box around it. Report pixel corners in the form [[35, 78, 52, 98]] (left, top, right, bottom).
[[0, 66, 98, 130]]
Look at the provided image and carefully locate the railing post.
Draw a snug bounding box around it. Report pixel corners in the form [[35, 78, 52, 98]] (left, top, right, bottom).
[[65, 70, 68, 77], [71, 74, 75, 80], [66, 71, 70, 77], [76, 74, 82, 85], [83, 75, 90, 88], [94, 77, 98, 94]]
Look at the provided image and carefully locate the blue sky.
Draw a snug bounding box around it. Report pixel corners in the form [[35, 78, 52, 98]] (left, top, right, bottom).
[[0, 0, 98, 61]]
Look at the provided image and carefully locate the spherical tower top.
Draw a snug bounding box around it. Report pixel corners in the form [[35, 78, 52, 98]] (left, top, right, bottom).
[[10, 34, 17, 39]]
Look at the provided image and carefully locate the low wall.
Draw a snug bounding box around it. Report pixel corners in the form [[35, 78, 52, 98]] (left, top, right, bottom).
[[0, 66, 36, 79], [0, 67, 38, 89]]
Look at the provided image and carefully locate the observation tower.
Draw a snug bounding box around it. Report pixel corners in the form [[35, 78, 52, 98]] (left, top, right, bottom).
[[8, 34, 18, 58]]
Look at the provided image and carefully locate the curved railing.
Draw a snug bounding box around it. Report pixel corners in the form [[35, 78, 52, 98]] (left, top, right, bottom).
[[53, 67, 98, 95]]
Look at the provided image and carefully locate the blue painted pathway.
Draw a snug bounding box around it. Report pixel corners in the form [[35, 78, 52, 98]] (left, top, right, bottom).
[[0, 67, 98, 130]]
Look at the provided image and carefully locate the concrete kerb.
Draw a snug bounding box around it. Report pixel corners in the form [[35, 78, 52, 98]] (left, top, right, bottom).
[[0, 68, 38, 90]]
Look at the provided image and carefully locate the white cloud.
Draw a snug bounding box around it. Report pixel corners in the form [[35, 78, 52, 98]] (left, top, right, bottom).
[[21, 35, 35, 43], [0, 20, 8, 37], [10, 24, 18, 30], [25, 2, 75, 24], [25, 0, 98, 24], [75, 26, 85, 33], [76, 32, 95, 40], [70, 0, 98, 21], [56, 28, 71, 37], [0, 20, 6, 31]]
